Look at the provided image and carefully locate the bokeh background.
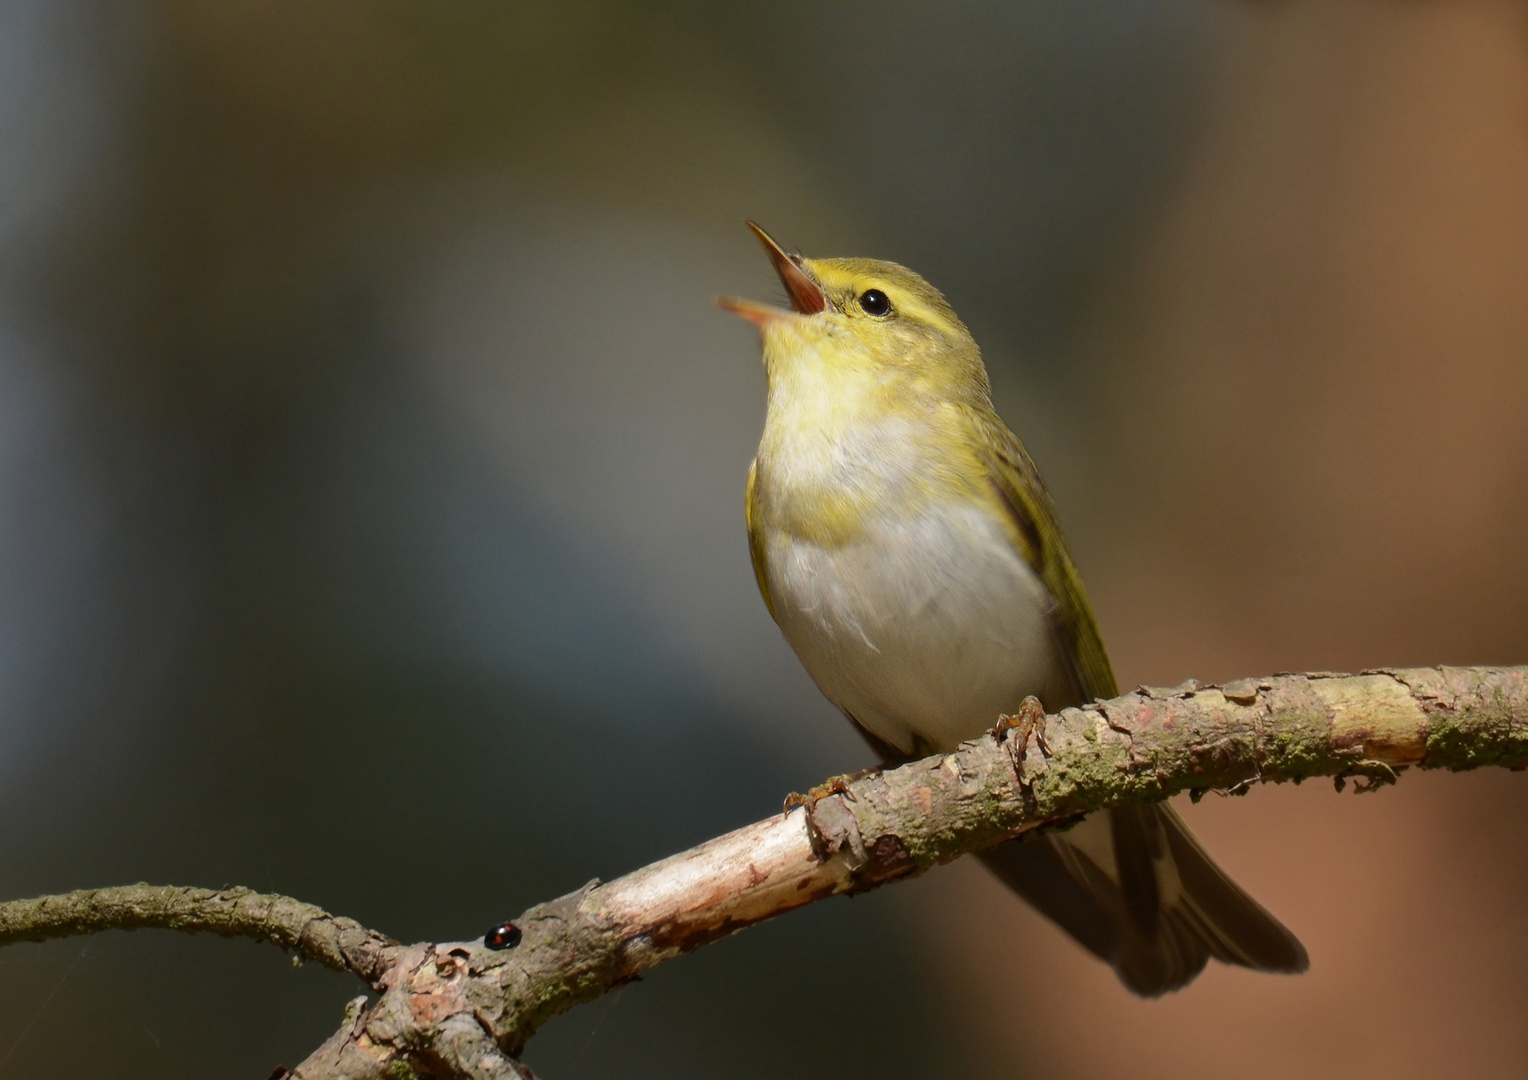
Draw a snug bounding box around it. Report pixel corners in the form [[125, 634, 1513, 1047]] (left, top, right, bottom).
[[1, 1, 1526, 1076]]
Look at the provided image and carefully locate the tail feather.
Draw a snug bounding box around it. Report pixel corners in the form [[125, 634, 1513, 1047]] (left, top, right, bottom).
[[980, 803, 1307, 996], [1157, 806, 1309, 973]]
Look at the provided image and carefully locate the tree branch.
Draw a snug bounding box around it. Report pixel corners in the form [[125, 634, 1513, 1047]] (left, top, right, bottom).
[[0, 884, 396, 983], [3, 666, 1524, 1079]]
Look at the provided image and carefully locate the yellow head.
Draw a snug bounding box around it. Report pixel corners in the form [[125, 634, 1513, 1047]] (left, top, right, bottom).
[[719, 222, 990, 410]]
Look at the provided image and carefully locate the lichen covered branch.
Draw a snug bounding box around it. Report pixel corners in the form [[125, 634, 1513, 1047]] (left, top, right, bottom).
[[3, 666, 1525, 1079], [467, 665, 1528, 1051], [292, 665, 1528, 1075]]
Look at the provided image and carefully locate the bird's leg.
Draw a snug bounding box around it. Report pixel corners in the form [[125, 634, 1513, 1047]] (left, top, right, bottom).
[[783, 766, 880, 813], [991, 695, 1050, 758]]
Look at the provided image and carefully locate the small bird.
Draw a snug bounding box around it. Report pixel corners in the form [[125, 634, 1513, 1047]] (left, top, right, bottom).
[[720, 222, 1307, 995]]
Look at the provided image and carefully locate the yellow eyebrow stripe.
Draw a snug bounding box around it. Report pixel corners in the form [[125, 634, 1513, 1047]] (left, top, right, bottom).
[[883, 291, 963, 339]]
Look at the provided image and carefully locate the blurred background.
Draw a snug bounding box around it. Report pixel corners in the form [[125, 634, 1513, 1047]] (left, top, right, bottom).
[[0, 0, 1526, 1076]]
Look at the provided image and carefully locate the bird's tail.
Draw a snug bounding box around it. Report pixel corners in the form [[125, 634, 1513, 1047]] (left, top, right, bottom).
[[979, 802, 1307, 996]]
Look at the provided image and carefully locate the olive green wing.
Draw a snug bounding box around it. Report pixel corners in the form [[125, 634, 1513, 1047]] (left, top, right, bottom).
[[744, 459, 777, 621], [953, 403, 1118, 703], [956, 404, 1307, 995]]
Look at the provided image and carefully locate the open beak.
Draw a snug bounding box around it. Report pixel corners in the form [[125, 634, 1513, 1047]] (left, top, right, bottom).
[[716, 221, 830, 327]]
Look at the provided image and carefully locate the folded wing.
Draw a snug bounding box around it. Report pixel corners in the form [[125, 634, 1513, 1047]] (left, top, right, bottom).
[[959, 402, 1307, 994]]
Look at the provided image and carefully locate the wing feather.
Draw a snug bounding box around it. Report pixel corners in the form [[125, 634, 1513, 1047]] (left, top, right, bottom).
[[952, 403, 1116, 702], [744, 459, 777, 620], [953, 403, 1306, 994]]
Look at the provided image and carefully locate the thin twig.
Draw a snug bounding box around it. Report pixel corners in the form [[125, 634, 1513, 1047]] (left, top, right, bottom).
[[0, 885, 395, 983]]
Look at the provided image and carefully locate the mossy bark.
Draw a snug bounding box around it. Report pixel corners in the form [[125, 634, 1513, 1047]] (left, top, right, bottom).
[[2, 666, 1524, 1078]]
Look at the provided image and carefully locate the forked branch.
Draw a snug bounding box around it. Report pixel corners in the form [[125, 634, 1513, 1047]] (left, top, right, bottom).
[[1, 666, 1523, 1078]]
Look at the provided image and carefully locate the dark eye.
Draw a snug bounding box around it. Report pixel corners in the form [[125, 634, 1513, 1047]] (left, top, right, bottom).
[[858, 289, 892, 317]]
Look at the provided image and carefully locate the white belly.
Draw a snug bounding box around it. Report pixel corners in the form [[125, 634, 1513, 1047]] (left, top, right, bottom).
[[764, 501, 1073, 756]]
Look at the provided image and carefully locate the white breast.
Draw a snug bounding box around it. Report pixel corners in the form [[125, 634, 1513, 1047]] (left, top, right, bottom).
[[764, 499, 1072, 756]]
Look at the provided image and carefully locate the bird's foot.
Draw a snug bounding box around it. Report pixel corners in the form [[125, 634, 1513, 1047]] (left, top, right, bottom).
[[991, 695, 1050, 758], [783, 767, 877, 813]]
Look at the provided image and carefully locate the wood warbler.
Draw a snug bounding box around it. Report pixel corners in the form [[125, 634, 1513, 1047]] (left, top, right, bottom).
[[720, 222, 1307, 995]]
